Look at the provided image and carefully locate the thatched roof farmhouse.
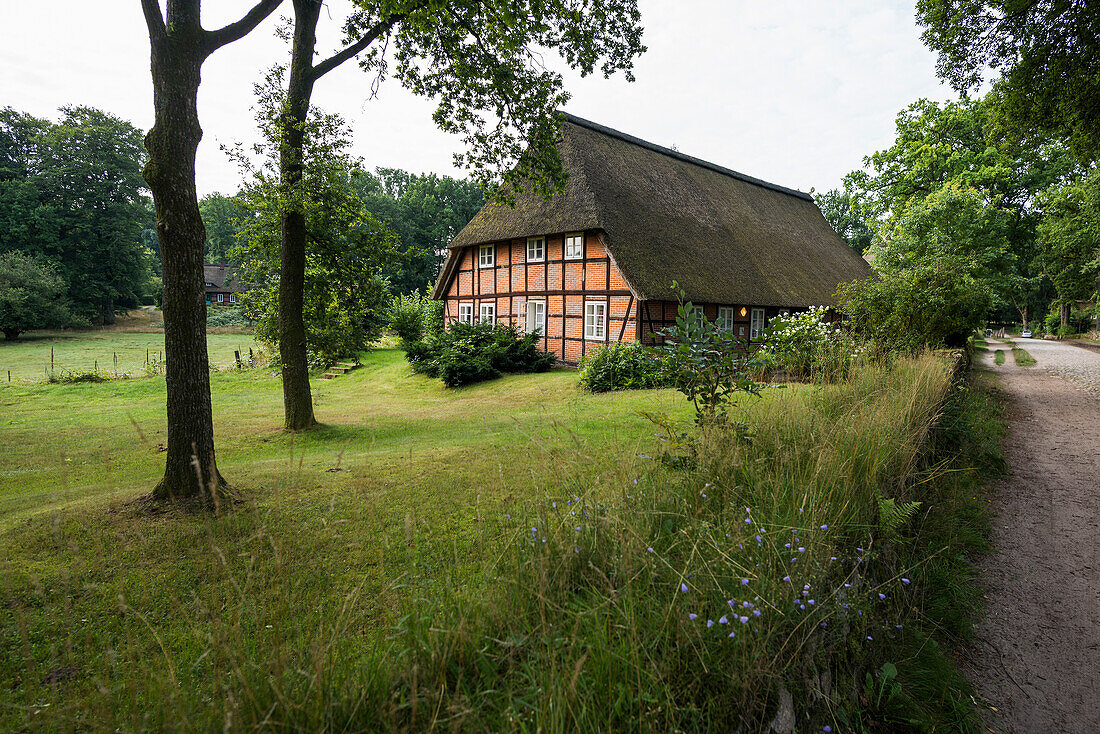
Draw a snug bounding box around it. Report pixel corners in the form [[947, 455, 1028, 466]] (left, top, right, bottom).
[[432, 113, 870, 364]]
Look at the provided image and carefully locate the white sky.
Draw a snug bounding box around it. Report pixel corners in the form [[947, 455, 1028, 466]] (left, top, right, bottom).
[[0, 0, 954, 197]]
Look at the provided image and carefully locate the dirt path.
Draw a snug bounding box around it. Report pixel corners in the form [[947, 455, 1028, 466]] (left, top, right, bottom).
[[967, 339, 1100, 732]]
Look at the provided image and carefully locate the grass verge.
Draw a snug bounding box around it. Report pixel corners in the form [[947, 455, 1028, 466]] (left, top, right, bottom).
[[1012, 347, 1036, 366], [994, 349, 1005, 365]]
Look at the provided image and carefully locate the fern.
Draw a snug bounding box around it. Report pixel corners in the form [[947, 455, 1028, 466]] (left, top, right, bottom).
[[878, 496, 921, 535]]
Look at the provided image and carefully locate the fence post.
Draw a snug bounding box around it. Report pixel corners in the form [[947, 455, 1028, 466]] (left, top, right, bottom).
[[234, 350, 241, 368]]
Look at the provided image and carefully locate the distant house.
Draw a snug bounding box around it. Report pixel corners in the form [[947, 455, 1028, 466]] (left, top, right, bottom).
[[203, 264, 243, 306], [431, 114, 871, 364]]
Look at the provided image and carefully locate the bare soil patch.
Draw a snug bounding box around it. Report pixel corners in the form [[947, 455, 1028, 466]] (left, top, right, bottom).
[[967, 341, 1100, 732]]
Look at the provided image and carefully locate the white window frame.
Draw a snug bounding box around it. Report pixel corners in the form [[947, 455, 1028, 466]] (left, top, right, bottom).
[[217, 293, 224, 303], [458, 302, 473, 324], [524, 300, 546, 335], [526, 236, 546, 263], [229, 293, 237, 303], [584, 301, 607, 340], [479, 303, 496, 325], [479, 243, 495, 268], [717, 306, 735, 331], [564, 232, 584, 260], [750, 308, 765, 340]]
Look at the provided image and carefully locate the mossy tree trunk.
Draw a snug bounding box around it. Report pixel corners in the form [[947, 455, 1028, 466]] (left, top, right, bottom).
[[276, 0, 405, 430]]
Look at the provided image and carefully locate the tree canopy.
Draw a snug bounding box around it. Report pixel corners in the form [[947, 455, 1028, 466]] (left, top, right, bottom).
[[0, 106, 156, 323], [234, 91, 398, 366], [917, 0, 1100, 160]]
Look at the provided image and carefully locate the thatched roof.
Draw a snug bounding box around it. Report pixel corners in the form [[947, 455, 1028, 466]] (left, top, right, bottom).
[[203, 264, 243, 293], [434, 114, 870, 307]]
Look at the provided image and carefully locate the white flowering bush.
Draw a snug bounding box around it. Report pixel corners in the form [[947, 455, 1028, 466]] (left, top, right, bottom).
[[759, 306, 868, 380]]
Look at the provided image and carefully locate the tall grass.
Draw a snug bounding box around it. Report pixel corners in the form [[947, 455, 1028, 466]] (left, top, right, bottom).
[[2, 352, 998, 731]]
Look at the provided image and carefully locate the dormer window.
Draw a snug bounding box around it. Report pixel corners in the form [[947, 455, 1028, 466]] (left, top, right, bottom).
[[479, 243, 495, 268], [526, 236, 545, 263]]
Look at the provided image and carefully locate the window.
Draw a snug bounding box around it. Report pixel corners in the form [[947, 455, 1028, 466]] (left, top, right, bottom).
[[565, 233, 584, 260], [525, 300, 546, 335], [217, 293, 224, 303], [229, 293, 237, 303], [526, 236, 545, 263], [717, 306, 735, 331], [479, 303, 496, 325], [584, 301, 606, 340], [458, 303, 473, 324], [750, 308, 765, 340], [479, 243, 494, 268]]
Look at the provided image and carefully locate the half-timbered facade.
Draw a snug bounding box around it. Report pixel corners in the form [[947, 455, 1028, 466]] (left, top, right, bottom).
[[432, 114, 871, 364]]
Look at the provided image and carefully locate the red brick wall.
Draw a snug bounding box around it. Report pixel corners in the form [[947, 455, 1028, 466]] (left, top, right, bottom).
[[440, 230, 638, 364]]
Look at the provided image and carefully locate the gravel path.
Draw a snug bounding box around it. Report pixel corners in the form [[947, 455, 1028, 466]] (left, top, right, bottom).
[[967, 339, 1100, 732]]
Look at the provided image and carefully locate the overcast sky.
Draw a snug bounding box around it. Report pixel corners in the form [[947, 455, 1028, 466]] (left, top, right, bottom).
[[0, 1, 955, 197]]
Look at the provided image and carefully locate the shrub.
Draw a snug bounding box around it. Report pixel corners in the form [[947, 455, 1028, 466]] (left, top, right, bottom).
[[206, 306, 251, 328], [658, 298, 763, 424], [405, 321, 555, 387], [578, 342, 668, 392], [759, 307, 869, 381]]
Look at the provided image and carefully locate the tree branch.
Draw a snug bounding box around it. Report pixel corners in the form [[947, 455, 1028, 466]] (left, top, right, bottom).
[[203, 0, 284, 53], [140, 0, 166, 39], [309, 12, 407, 82]]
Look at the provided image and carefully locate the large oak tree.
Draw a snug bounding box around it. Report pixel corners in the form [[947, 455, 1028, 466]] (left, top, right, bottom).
[[140, 0, 284, 501]]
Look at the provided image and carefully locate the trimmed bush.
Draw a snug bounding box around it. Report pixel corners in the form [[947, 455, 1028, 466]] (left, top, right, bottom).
[[578, 342, 669, 392], [405, 321, 555, 387]]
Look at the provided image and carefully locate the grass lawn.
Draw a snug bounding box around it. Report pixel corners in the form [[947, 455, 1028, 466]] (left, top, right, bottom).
[[1, 339, 701, 727], [0, 330, 259, 382], [0, 334, 996, 731]]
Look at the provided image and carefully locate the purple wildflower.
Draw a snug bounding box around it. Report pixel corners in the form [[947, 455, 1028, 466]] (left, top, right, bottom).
[[680, 583, 688, 593], [688, 613, 698, 620]]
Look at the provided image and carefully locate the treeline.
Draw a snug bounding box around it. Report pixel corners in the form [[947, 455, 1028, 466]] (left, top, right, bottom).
[[0, 106, 159, 334], [200, 166, 483, 295], [0, 102, 483, 342], [819, 97, 1099, 338]]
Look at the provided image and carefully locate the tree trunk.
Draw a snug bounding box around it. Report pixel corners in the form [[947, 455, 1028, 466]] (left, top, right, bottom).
[[143, 17, 226, 501], [1060, 302, 1071, 329], [1020, 305, 1028, 331], [277, 0, 321, 431]]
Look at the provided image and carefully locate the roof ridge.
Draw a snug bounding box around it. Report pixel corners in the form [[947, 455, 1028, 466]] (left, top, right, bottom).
[[558, 112, 813, 202]]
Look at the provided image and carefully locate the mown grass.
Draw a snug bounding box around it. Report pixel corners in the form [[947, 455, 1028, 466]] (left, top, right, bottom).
[[0, 339, 1000, 731], [994, 349, 1005, 365]]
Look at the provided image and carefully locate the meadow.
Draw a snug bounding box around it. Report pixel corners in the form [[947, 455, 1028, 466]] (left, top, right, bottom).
[[0, 334, 1001, 731]]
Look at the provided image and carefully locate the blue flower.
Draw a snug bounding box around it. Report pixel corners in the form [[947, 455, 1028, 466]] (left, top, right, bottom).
[[878, 593, 886, 600], [551, 501, 557, 508], [782, 576, 791, 582], [688, 613, 698, 620], [902, 577, 911, 584], [719, 615, 729, 624], [680, 583, 689, 593], [728, 631, 736, 638], [739, 616, 749, 623], [820, 524, 828, 530], [752, 609, 761, 617], [647, 547, 654, 553], [707, 619, 715, 628]]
